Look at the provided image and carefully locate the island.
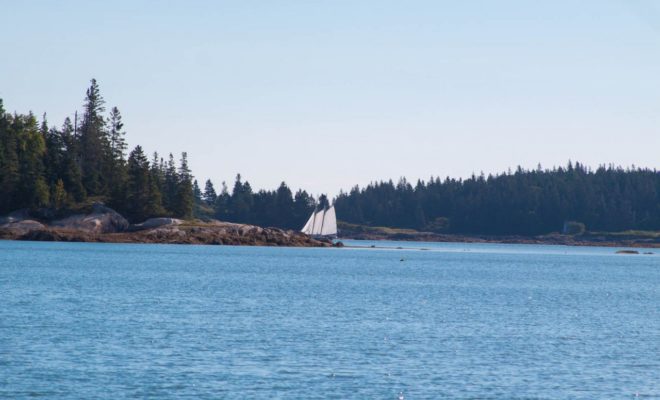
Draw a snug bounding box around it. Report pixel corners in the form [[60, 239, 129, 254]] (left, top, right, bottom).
[[0, 203, 330, 247]]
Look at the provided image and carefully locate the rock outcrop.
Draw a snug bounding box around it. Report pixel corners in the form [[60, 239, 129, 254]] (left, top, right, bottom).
[[0, 206, 328, 247], [0, 220, 45, 236], [50, 203, 129, 234]]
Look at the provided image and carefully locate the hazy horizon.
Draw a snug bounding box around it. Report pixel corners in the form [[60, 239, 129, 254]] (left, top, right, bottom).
[[2, 1, 659, 197]]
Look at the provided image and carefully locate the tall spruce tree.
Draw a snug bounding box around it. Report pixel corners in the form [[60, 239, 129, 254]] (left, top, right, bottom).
[[15, 113, 49, 208], [105, 106, 128, 209], [274, 182, 294, 228], [193, 179, 203, 204], [0, 100, 20, 213], [59, 117, 86, 202], [172, 152, 194, 219], [125, 145, 163, 221], [203, 179, 217, 205], [163, 153, 178, 212], [79, 79, 108, 196], [108, 107, 127, 162], [214, 181, 230, 220], [125, 146, 150, 221]]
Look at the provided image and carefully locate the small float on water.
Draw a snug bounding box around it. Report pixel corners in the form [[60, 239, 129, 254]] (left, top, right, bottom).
[[301, 205, 337, 239]]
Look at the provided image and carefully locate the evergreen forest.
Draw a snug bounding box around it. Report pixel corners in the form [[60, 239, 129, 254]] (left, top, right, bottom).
[[2, 80, 659, 235]]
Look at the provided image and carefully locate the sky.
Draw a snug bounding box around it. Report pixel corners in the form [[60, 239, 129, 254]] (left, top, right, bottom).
[[1, 0, 659, 197]]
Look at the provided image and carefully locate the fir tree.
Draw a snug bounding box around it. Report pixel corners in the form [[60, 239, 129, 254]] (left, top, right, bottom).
[[163, 153, 178, 212], [79, 78, 108, 195], [203, 179, 217, 205], [59, 117, 86, 202], [108, 106, 127, 162], [193, 179, 203, 204], [15, 113, 49, 208], [0, 100, 20, 213], [125, 145, 163, 221], [172, 152, 194, 219]]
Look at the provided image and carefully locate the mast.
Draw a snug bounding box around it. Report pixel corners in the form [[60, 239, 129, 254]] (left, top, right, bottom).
[[318, 206, 327, 236], [309, 208, 317, 235]]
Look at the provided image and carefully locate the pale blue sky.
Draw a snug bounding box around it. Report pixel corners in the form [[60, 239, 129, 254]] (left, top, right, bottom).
[[1, 1, 659, 196]]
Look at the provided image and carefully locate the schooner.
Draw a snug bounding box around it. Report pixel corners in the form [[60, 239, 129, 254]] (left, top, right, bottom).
[[301, 206, 337, 238]]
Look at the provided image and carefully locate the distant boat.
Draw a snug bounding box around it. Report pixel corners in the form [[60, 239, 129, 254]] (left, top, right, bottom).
[[301, 205, 337, 238]]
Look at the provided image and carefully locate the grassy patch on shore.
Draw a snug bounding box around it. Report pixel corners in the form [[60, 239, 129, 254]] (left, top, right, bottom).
[[338, 221, 426, 235]]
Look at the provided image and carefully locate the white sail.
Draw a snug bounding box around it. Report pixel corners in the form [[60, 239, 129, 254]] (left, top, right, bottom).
[[301, 212, 316, 235], [320, 206, 337, 236], [312, 209, 326, 235], [300, 206, 338, 237]]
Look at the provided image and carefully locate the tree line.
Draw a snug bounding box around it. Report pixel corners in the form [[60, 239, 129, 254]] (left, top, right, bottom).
[[192, 175, 323, 230], [334, 163, 660, 235], [0, 79, 318, 225], [3, 79, 660, 235], [0, 80, 197, 222]]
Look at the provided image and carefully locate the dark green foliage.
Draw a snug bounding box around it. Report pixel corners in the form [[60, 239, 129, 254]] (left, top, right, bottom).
[[203, 179, 217, 205], [125, 146, 164, 221], [213, 176, 316, 229], [193, 180, 203, 204], [0, 80, 194, 223], [3, 80, 660, 234], [0, 100, 20, 212], [79, 79, 108, 195], [59, 118, 86, 202], [106, 106, 128, 208], [172, 153, 194, 219], [163, 153, 178, 212], [335, 163, 660, 235], [108, 107, 127, 162], [0, 112, 51, 211]]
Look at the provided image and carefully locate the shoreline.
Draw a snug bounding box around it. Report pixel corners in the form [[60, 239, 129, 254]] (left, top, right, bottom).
[[0, 222, 332, 248], [1, 231, 657, 250], [337, 230, 660, 249]]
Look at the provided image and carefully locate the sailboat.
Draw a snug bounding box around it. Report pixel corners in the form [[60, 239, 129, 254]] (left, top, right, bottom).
[[301, 205, 337, 238]]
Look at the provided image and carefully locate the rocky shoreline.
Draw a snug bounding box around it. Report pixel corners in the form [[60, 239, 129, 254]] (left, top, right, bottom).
[[4, 204, 659, 249], [0, 204, 331, 247]]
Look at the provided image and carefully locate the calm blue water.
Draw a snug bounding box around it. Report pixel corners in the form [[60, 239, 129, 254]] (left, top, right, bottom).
[[1, 240, 658, 399]]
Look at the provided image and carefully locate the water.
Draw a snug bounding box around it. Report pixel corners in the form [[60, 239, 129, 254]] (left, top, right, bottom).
[[1, 240, 658, 399]]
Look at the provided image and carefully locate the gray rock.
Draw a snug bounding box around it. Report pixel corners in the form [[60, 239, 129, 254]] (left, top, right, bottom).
[[52, 208, 129, 234], [0, 220, 45, 234]]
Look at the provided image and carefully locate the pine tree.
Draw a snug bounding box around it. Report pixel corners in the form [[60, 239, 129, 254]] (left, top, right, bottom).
[[59, 117, 86, 202], [203, 179, 217, 205], [172, 152, 194, 219], [214, 181, 230, 220], [125, 145, 159, 222], [193, 179, 203, 204], [275, 182, 294, 228], [15, 113, 49, 208], [227, 174, 254, 223], [79, 78, 108, 196], [293, 189, 315, 229], [108, 107, 127, 162], [163, 153, 178, 212], [105, 107, 128, 209], [0, 100, 20, 213]]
